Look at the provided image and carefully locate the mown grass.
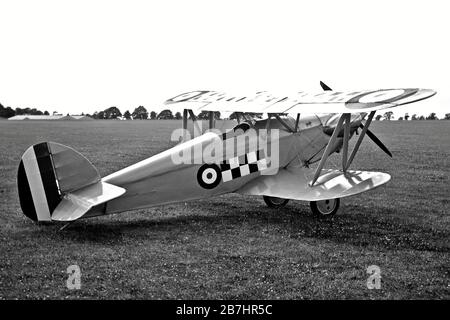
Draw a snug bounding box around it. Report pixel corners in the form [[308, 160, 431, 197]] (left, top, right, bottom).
[[0, 119, 448, 299]]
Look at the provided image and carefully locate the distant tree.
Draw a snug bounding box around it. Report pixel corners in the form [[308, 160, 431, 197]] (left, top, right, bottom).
[[375, 114, 383, 121], [383, 111, 394, 121], [43, 110, 49, 115], [175, 112, 182, 120], [444, 113, 450, 120], [426, 112, 438, 120], [123, 110, 131, 119], [97, 111, 105, 119], [5, 107, 15, 118], [150, 111, 157, 120], [418, 115, 425, 120], [13, 107, 46, 116], [197, 111, 209, 119], [103, 106, 122, 119], [0, 104, 15, 118], [132, 106, 148, 120], [398, 117, 403, 121], [411, 114, 418, 120], [157, 109, 174, 119], [404, 113, 409, 121], [197, 111, 221, 120]]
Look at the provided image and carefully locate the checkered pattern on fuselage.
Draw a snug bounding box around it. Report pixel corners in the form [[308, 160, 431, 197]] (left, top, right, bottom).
[[220, 149, 267, 182]]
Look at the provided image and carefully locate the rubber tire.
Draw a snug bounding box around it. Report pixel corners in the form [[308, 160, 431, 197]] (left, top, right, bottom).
[[310, 198, 340, 218], [263, 196, 289, 208]]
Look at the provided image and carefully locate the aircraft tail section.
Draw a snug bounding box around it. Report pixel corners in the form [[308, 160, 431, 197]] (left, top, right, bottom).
[[17, 142, 125, 222]]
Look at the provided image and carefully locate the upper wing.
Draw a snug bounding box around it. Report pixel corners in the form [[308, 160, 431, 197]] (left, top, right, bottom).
[[165, 88, 436, 114], [236, 166, 391, 201]]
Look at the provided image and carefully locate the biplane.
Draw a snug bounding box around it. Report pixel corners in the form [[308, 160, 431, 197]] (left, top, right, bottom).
[[17, 82, 436, 223]]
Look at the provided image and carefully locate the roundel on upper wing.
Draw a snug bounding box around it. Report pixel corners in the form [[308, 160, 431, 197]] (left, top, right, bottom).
[[197, 164, 222, 189], [345, 88, 418, 109]]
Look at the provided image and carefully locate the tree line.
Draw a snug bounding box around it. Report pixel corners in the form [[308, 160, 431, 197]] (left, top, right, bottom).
[[1, 102, 449, 120], [90, 106, 223, 120], [375, 112, 449, 121], [0, 104, 50, 118], [90, 106, 182, 120]]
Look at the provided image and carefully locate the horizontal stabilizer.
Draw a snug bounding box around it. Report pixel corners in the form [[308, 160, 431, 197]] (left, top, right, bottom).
[[237, 167, 390, 201], [51, 181, 126, 222]]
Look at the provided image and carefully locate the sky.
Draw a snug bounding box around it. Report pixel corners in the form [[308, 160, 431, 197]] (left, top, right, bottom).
[[0, 0, 449, 118]]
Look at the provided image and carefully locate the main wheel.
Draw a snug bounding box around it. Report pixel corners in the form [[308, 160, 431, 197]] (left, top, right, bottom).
[[263, 196, 289, 208], [310, 198, 340, 217]]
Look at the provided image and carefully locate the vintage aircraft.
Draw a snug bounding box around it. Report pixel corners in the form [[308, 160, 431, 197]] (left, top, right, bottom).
[[17, 82, 436, 223]]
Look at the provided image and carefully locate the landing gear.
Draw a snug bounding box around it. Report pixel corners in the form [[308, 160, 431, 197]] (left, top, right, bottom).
[[263, 196, 289, 208], [310, 198, 340, 217]]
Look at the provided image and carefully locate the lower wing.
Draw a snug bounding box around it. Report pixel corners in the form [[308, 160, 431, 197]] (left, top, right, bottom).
[[236, 166, 390, 201]]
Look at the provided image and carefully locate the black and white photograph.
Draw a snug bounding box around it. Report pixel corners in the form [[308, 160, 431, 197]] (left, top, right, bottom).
[[0, 0, 448, 306]]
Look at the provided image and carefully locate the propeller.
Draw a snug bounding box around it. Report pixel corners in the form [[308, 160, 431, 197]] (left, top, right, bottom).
[[320, 81, 332, 91], [359, 124, 392, 157], [319, 80, 392, 158]]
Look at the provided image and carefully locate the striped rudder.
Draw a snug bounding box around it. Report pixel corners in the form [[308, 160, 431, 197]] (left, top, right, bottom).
[[17, 142, 101, 222]]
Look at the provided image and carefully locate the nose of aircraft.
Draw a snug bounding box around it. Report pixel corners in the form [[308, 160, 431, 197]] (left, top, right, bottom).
[[322, 113, 364, 137]]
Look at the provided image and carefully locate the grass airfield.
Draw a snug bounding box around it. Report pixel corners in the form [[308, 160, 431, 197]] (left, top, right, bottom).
[[0, 119, 448, 299]]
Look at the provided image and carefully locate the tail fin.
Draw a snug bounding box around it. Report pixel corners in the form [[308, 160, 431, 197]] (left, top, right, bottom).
[[17, 142, 125, 222]]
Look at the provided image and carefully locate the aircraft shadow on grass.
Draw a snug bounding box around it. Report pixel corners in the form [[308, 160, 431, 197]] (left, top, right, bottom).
[[36, 200, 446, 254]]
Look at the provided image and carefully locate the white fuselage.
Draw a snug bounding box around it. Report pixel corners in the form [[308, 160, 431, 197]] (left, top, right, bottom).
[[87, 114, 347, 218]]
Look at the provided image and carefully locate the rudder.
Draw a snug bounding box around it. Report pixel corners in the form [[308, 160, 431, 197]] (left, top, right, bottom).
[[17, 142, 101, 222]]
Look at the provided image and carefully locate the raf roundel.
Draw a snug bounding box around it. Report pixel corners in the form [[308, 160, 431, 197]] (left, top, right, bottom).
[[197, 164, 222, 189], [345, 88, 418, 109]]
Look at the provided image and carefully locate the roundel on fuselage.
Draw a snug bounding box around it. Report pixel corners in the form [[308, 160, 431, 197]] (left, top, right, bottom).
[[197, 164, 222, 189]]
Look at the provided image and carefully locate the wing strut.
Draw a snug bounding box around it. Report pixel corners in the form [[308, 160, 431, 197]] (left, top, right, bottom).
[[317, 81, 392, 170], [345, 111, 375, 170], [310, 113, 347, 186], [274, 114, 295, 132], [295, 113, 300, 132], [208, 111, 214, 129], [188, 110, 202, 136], [183, 109, 188, 140], [341, 113, 351, 172]]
